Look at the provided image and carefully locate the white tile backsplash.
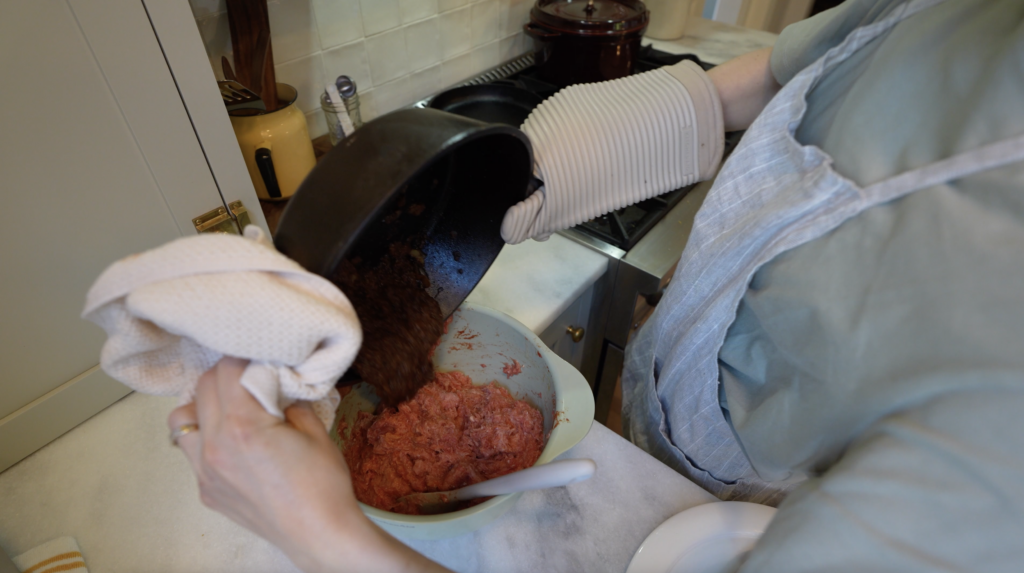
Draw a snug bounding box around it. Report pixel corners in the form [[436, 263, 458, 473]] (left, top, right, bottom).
[[357, 88, 379, 122], [472, 39, 500, 74], [374, 76, 412, 115], [311, 0, 364, 49], [404, 17, 441, 72], [440, 50, 475, 87], [470, 1, 498, 47], [359, 0, 402, 36], [399, 0, 439, 24], [499, 0, 531, 37], [408, 64, 442, 103], [438, 6, 472, 58], [274, 53, 327, 114], [365, 27, 409, 85], [498, 31, 529, 62], [267, 0, 322, 63], [188, 0, 532, 140], [322, 40, 373, 93], [438, 0, 469, 12]]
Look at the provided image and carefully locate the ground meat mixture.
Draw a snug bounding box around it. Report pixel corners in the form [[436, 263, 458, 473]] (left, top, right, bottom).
[[333, 241, 444, 407], [342, 370, 545, 515], [502, 359, 523, 379]]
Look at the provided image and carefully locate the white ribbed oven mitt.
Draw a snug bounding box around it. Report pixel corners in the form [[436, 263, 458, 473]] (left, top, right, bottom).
[[502, 60, 725, 244], [81, 226, 361, 429]]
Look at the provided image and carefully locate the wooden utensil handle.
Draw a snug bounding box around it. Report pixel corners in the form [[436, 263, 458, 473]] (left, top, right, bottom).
[[225, 0, 277, 110], [221, 56, 236, 81], [248, 28, 269, 98]]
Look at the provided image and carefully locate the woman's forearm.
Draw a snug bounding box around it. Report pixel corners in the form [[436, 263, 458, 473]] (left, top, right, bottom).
[[707, 47, 782, 132]]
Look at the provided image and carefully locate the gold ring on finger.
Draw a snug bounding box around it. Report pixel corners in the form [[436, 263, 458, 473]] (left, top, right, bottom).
[[170, 423, 200, 446]]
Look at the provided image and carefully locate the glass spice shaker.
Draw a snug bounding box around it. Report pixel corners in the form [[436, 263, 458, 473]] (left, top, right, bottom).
[[335, 76, 363, 129], [320, 76, 363, 146], [320, 91, 351, 146]]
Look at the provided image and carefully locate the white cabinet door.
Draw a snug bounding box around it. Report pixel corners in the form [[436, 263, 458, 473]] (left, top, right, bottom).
[[0, 0, 263, 471]]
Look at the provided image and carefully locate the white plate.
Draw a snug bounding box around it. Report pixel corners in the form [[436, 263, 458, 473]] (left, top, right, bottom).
[[626, 502, 776, 573]]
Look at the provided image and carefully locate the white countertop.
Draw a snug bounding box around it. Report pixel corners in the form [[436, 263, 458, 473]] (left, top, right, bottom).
[[0, 17, 777, 573], [467, 234, 607, 334], [647, 17, 778, 64]]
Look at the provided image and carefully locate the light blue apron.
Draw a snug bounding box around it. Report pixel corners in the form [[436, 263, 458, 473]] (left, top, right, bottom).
[[621, 0, 1024, 505]]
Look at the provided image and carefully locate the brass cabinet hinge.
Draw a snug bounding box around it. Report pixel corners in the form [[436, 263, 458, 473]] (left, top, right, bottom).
[[193, 200, 252, 234]]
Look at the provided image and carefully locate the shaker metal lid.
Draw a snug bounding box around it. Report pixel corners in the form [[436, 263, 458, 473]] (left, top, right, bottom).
[[335, 75, 357, 99], [273, 107, 533, 318], [532, 0, 649, 35]]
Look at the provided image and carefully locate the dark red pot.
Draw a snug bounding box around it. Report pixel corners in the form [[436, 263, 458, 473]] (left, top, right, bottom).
[[524, 0, 649, 88]]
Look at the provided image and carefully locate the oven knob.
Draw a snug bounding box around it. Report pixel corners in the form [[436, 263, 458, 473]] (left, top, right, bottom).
[[644, 289, 665, 307], [566, 326, 585, 343]]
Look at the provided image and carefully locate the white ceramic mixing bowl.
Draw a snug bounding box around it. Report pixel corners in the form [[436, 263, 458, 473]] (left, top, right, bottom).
[[332, 303, 596, 540]]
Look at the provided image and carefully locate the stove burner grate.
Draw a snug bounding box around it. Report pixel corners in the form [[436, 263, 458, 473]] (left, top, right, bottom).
[[572, 186, 693, 251]]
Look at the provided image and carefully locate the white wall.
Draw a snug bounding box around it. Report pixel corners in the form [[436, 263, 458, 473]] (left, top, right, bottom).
[[189, 0, 535, 138]]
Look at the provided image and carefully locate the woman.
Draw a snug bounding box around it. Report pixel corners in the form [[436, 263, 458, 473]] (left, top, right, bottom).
[[170, 0, 1024, 570]]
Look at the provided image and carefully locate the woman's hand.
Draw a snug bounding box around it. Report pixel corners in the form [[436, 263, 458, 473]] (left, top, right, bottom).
[[168, 357, 450, 573]]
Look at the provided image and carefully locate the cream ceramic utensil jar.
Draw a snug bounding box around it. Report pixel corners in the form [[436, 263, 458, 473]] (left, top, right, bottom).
[[229, 83, 315, 200]]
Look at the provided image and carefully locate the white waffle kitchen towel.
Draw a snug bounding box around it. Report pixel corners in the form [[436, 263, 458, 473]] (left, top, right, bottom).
[[12, 537, 89, 573], [81, 226, 361, 428]]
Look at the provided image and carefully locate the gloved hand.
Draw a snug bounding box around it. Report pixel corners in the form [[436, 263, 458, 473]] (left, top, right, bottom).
[[501, 60, 724, 244]]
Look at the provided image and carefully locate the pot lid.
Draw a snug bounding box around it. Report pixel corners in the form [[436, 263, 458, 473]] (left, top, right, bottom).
[[532, 0, 649, 35]]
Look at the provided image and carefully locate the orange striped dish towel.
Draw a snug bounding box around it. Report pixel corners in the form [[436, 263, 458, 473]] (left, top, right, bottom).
[[12, 537, 88, 573]]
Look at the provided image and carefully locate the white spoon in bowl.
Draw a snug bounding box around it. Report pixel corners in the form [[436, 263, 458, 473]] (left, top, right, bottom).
[[398, 458, 597, 514]]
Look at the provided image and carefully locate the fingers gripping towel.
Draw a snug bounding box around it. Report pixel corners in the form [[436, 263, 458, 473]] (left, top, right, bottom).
[[82, 226, 361, 428]]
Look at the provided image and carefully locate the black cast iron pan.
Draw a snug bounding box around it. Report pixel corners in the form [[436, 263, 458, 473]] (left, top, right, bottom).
[[274, 107, 533, 317], [428, 81, 543, 128]]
